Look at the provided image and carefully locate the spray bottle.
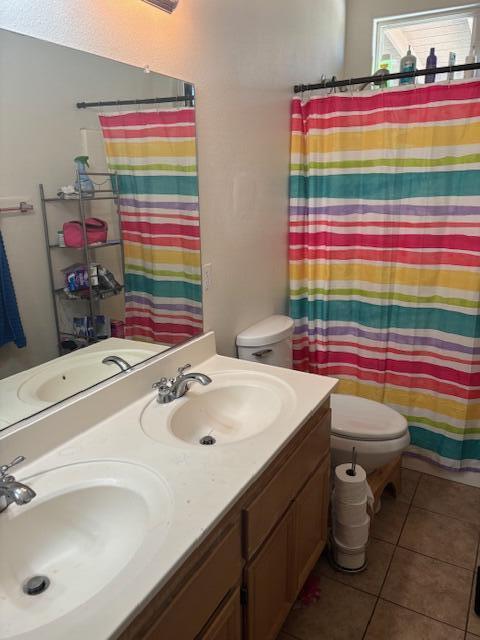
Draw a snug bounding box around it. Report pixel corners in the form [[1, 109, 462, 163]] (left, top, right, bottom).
[[74, 156, 95, 198]]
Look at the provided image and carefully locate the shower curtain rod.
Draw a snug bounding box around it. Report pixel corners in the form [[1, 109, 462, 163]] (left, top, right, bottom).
[[294, 62, 480, 93], [76, 95, 194, 109]]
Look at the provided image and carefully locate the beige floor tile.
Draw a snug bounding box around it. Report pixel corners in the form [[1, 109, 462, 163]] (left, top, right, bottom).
[[370, 496, 409, 544], [315, 538, 395, 595], [381, 547, 472, 629], [467, 635, 480, 639], [399, 507, 479, 569], [396, 468, 421, 504], [413, 474, 480, 525], [365, 600, 464, 640], [282, 575, 376, 640]]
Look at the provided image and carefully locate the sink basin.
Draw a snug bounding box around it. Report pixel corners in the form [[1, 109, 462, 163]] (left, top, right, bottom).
[[141, 370, 297, 447], [0, 460, 173, 638], [17, 348, 160, 405]]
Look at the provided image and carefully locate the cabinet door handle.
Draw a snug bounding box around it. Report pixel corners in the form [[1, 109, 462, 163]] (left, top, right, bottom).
[[252, 349, 273, 358]]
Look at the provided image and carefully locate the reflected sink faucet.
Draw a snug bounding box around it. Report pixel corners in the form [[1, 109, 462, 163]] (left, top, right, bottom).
[[153, 364, 212, 404], [0, 456, 36, 513], [102, 355, 133, 373]]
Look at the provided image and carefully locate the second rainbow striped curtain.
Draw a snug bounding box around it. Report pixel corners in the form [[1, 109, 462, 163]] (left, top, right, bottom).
[[289, 81, 480, 473], [99, 109, 202, 346]]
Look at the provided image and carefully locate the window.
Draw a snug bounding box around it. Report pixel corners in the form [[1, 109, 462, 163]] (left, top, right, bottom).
[[373, 4, 480, 83]]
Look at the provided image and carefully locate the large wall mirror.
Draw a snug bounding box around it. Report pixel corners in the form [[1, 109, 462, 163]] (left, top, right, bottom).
[[0, 29, 202, 431]]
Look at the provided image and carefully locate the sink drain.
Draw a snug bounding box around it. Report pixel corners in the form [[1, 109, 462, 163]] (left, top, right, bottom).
[[199, 435, 216, 446], [23, 575, 50, 596]]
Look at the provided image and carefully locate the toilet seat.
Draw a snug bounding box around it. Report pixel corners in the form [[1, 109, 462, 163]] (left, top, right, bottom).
[[330, 394, 408, 442]]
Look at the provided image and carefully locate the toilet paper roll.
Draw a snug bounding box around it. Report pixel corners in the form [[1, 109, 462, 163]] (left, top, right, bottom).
[[334, 515, 370, 548], [336, 548, 366, 571], [334, 496, 368, 526], [334, 463, 368, 504], [333, 535, 367, 570]]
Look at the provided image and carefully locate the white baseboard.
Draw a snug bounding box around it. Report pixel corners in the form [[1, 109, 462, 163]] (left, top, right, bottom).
[[402, 456, 480, 489]]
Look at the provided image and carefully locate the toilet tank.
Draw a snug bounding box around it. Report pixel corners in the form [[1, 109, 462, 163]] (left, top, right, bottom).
[[236, 315, 294, 368]]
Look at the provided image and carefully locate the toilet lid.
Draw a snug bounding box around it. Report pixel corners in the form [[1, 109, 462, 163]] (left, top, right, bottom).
[[330, 394, 408, 441]]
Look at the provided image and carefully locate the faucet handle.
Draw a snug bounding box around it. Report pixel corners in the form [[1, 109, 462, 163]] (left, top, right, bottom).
[[177, 363, 191, 377], [0, 456, 25, 479], [152, 377, 170, 390], [152, 377, 175, 404]]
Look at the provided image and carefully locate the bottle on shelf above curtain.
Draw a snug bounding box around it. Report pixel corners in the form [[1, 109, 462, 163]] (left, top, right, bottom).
[[425, 47, 437, 83], [399, 45, 417, 85]]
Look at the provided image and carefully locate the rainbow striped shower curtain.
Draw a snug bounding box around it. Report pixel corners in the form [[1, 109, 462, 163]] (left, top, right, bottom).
[[289, 81, 480, 473], [99, 109, 202, 346]]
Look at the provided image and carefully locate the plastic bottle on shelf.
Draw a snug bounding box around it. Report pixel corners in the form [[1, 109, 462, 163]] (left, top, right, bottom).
[[74, 156, 95, 198], [399, 45, 416, 85], [464, 47, 477, 79], [448, 52, 456, 81], [379, 53, 392, 87], [425, 47, 437, 83]]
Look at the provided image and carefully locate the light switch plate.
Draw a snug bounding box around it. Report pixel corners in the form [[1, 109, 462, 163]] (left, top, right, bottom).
[[202, 263, 212, 292]]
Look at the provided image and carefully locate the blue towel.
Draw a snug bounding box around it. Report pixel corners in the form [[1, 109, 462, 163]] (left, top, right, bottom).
[[0, 231, 26, 348]]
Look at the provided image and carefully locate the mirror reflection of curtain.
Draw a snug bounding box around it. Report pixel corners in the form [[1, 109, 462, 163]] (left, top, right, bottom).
[[99, 109, 202, 346]]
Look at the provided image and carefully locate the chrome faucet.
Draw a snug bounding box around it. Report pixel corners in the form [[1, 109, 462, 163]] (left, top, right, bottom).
[[102, 355, 132, 372], [153, 364, 212, 404], [0, 456, 36, 513]]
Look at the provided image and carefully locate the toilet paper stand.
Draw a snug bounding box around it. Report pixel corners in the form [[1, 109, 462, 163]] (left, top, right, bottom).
[[330, 450, 370, 573], [328, 455, 403, 574]]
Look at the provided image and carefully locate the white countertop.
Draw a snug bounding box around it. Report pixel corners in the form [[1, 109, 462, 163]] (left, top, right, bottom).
[[1, 344, 337, 640]]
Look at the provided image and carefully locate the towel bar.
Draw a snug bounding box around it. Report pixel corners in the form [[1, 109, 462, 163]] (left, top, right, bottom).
[[0, 202, 34, 214]]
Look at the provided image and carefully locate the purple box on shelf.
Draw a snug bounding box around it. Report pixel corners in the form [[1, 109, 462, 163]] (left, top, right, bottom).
[[63, 263, 89, 292]]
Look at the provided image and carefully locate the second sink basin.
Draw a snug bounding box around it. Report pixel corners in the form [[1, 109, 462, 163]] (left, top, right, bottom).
[[141, 370, 297, 447], [0, 460, 173, 639], [17, 347, 162, 406]]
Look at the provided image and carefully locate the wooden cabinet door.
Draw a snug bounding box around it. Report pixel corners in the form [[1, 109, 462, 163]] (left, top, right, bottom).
[[294, 455, 330, 591], [246, 506, 295, 640], [145, 523, 242, 640], [199, 588, 242, 640]]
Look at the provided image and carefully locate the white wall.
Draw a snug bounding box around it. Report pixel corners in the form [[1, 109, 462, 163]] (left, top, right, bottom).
[[0, 0, 346, 357], [344, 0, 476, 77], [0, 30, 179, 378]]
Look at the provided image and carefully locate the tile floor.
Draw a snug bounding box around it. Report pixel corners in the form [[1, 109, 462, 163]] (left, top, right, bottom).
[[280, 469, 480, 640]]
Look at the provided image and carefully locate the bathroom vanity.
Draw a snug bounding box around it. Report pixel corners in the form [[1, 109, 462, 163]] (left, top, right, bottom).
[[121, 401, 330, 640], [0, 333, 337, 640]]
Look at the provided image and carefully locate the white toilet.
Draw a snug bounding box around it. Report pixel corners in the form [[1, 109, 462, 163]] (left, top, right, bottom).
[[236, 315, 410, 474]]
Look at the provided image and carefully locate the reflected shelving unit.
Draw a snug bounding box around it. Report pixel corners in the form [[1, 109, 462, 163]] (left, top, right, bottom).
[[39, 172, 125, 354]]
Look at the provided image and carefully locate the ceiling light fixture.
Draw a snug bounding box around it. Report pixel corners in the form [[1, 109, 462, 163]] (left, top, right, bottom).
[[142, 0, 179, 13]]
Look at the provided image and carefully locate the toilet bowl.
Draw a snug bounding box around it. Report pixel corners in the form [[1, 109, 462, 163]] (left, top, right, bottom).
[[330, 394, 410, 474], [236, 315, 410, 474]]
